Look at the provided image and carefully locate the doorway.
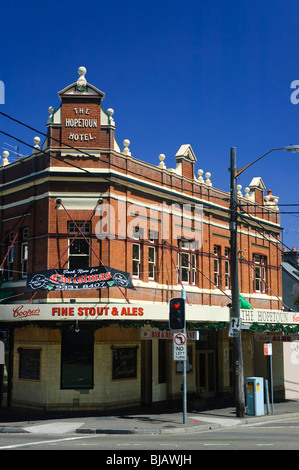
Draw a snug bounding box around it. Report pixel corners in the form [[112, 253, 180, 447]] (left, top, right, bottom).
[[196, 350, 216, 397], [141, 340, 152, 406]]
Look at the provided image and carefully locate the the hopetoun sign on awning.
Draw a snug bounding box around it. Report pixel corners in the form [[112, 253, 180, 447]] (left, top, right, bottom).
[[26, 266, 136, 292]]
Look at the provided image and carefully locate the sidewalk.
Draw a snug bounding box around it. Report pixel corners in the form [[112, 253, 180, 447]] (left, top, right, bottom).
[[1, 399, 299, 435]]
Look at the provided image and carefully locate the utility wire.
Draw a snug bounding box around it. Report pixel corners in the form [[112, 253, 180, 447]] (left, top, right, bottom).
[[0, 129, 91, 174]]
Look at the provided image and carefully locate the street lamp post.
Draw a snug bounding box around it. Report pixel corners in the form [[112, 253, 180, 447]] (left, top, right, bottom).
[[230, 147, 245, 417], [229, 144, 299, 418]]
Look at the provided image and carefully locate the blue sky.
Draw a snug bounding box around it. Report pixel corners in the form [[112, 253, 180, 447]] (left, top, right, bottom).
[[0, 0, 299, 249]]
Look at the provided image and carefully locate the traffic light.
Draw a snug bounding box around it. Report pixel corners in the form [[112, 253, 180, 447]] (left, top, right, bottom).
[[169, 297, 185, 330]]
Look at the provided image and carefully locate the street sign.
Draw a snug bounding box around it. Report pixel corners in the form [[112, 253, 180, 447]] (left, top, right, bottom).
[[173, 333, 187, 361], [140, 329, 199, 340], [229, 317, 242, 337], [264, 343, 272, 356]]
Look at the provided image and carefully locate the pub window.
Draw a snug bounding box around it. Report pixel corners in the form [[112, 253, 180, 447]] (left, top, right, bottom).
[[132, 243, 141, 277], [177, 240, 197, 285], [22, 227, 29, 239], [68, 221, 91, 234], [224, 247, 230, 290], [132, 226, 141, 240], [21, 242, 28, 278], [148, 246, 155, 280], [180, 252, 190, 282], [191, 253, 196, 284], [148, 229, 158, 243], [69, 239, 90, 270], [68, 221, 91, 270], [254, 254, 267, 293], [213, 245, 221, 288], [61, 326, 94, 389]]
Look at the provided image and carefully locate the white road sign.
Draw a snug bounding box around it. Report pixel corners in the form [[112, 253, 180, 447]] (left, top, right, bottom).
[[229, 317, 242, 338], [173, 333, 187, 361]]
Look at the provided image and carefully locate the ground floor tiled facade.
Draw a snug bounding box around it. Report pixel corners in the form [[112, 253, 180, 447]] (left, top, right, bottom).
[[1, 302, 299, 412]]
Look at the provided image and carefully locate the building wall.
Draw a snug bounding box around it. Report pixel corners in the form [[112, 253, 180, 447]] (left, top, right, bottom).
[[12, 325, 142, 411], [0, 147, 282, 309], [283, 342, 299, 399], [0, 70, 287, 412], [254, 333, 285, 399]]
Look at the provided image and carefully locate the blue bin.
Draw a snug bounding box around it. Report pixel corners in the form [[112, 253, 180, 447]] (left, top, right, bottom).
[[246, 377, 264, 416]]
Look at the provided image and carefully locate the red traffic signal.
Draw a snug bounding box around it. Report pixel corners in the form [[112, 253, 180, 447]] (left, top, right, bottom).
[[169, 297, 185, 330]]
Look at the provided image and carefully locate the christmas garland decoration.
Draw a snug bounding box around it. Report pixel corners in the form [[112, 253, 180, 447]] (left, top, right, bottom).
[[1, 320, 299, 334]]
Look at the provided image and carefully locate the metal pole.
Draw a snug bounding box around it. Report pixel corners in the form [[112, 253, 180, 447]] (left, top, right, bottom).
[[181, 288, 187, 424], [264, 379, 270, 415], [230, 147, 245, 418], [270, 354, 274, 414]]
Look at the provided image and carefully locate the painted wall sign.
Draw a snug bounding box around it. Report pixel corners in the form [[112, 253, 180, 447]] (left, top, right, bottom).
[[61, 102, 102, 147], [112, 347, 137, 380]]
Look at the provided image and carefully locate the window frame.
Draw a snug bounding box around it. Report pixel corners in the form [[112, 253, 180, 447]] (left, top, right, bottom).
[[213, 245, 221, 288], [132, 243, 141, 278], [224, 247, 230, 290], [254, 254, 267, 293], [68, 221, 91, 270], [177, 239, 196, 285], [148, 245, 156, 280], [21, 242, 28, 278]]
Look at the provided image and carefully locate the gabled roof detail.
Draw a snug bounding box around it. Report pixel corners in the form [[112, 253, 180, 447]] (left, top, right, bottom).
[[175, 144, 197, 162], [249, 177, 266, 191]]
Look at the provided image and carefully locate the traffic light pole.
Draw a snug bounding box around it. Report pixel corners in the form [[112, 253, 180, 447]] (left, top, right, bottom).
[[230, 147, 245, 418], [181, 288, 187, 424]]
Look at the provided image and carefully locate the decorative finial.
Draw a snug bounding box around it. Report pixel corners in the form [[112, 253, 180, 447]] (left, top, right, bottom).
[[237, 184, 242, 197], [158, 154, 166, 169], [33, 137, 40, 149], [48, 106, 55, 116], [76, 66, 87, 91], [197, 169, 204, 183], [107, 108, 115, 126], [205, 172, 212, 186], [244, 187, 250, 199], [122, 139, 131, 156], [2, 151, 9, 166]]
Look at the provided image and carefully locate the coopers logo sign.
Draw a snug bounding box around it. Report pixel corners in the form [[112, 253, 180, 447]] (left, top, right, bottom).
[[9, 303, 148, 321], [13, 305, 40, 318]]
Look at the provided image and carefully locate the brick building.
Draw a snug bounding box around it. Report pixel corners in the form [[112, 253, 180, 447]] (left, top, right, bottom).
[[0, 67, 297, 412]]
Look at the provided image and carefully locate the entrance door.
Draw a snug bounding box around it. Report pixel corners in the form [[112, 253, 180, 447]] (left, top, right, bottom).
[[196, 350, 216, 397], [141, 340, 152, 406]]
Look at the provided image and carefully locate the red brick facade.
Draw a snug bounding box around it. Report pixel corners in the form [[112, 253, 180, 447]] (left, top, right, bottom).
[[0, 71, 282, 312]]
